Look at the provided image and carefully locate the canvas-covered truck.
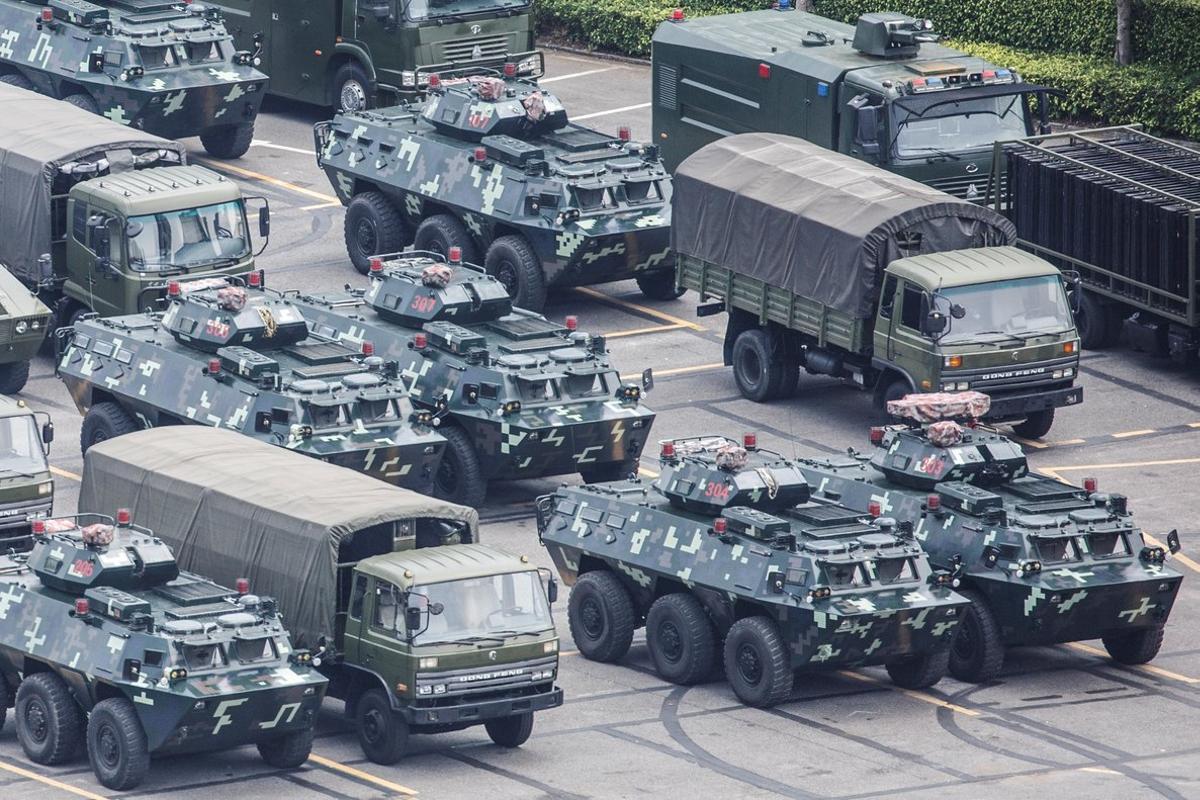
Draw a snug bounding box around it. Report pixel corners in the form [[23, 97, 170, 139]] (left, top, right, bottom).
[[79, 426, 564, 764], [676, 133, 1082, 438], [0, 83, 267, 324]]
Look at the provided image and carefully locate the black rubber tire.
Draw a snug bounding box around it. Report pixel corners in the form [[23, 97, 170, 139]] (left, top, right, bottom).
[[886, 650, 950, 689], [879, 377, 913, 412], [484, 713, 534, 747], [15, 672, 84, 765], [635, 270, 684, 301], [86, 698, 149, 791], [948, 589, 1005, 683], [485, 235, 547, 312], [1011, 408, 1055, 440], [723, 616, 792, 708], [580, 461, 634, 484], [62, 93, 98, 114], [413, 214, 480, 265], [1103, 625, 1165, 665], [433, 424, 486, 507], [80, 401, 139, 453], [568, 571, 636, 663], [646, 593, 717, 685], [344, 191, 409, 275], [0, 672, 10, 733], [200, 123, 255, 160], [0, 73, 32, 90], [257, 727, 314, 769], [355, 688, 408, 765], [1074, 289, 1121, 350], [731, 329, 786, 402], [777, 354, 800, 400], [0, 361, 30, 395], [333, 61, 374, 112]]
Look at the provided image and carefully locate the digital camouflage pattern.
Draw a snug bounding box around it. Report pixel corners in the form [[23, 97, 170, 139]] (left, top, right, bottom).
[[293, 253, 655, 505], [0, 0, 266, 157], [56, 277, 446, 494]]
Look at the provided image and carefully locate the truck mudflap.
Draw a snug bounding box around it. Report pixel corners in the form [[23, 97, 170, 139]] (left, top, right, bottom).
[[403, 685, 563, 726], [984, 384, 1082, 422]]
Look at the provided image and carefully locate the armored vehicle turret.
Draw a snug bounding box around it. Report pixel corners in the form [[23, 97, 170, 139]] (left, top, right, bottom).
[[795, 391, 1185, 683], [0, 511, 326, 790], [315, 69, 676, 311], [537, 435, 967, 708], [56, 276, 447, 494], [295, 252, 656, 506]]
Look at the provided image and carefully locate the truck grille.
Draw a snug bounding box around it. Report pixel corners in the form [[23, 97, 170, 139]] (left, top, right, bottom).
[[439, 34, 510, 63], [927, 172, 1006, 202], [953, 355, 1076, 395], [415, 654, 556, 702]]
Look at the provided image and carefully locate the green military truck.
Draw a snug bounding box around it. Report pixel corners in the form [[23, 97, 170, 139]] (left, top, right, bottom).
[[652, 9, 1056, 199], [0, 397, 54, 548], [676, 133, 1081, 439], [210, 0, 537, 111], [0, 83, 266, 325], [79, 426, 564, 764], [0, 266, 52, 394]]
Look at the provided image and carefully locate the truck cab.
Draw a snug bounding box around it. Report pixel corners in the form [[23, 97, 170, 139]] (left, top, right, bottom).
[[0, 397, 54, 549]]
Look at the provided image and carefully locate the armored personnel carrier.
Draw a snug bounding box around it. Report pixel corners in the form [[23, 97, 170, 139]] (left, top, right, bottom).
[[294, 251, 656, 506], [56, 276, 446, 493], [795, 391, 1185, 682], [537, 435, 967, 707], [315, 69, 675, 311], [0, 0, 267, 158], [0, 510, 326, 790]]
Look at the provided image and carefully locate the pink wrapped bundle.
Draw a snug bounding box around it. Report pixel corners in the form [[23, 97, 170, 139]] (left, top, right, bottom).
[[927, 420, 964, 447], [217, 286, 247, 312], [421, 264, 454, 288], [80, 524, 114, 547], [886, 391, 991, 423], [715, 444, 748, 472]]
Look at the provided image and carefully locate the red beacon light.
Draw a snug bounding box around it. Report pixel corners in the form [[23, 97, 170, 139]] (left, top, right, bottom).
[[758, 62, 771, 80], [1083, 476, 1098, 494], [617, 126, 631, 142], [368, 257, 384, 273], [869, 426, 885, 446], [564, 315, 578, 332], [868, 500, 882, 518], [473, 146, 487, 162], [236, 578, 250, 595], [31, 519, 45, 536], [428, 73, 441, 88], [247, 270, 262, 288], [207, 358, 221, 375], [74, 598, 89, 616], [660, 441, 676, 459], [40, 7, 52, 23], [115, 508, 131, 526], [503, 62, 516, 78], [447, 245, 462, 264], [743, 432, 757, 450], [413, 332, 428, 349], [167, 280, 181, 298], [361, 340, 375, 357], [926, 493, 941, 513], [670, 7, 684, 21], [712, 517, 728, 535]]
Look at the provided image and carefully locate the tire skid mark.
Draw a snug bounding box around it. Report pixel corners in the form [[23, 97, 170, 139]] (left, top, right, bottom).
[[439, 749, 588, 800]]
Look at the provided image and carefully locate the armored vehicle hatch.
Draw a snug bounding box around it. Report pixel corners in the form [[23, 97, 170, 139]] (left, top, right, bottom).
[[421, 75, 568, 142], [655, 435, 810, 514], [364, 254, 513, 326], [163, 279, 308, 352]]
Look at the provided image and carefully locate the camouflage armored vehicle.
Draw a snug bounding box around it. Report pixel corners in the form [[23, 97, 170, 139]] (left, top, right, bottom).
[[0, 397, 55, 550], [0, 0, 267, 158], [0, 265, 52, 394], [293, 251, 656, 506], [794, 391, 1185, 682], [315, 69, 676, 311], [0, 510, 326, 790], [56, 276, 446, 493], [537, 435, 967, 707]]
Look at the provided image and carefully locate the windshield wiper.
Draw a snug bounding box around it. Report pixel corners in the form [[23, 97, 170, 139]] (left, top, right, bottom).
[[944, 329, 1026, 345], [0, 467, 39, 479], [487, 629, 545, 639], [899, 146, 962, 162]]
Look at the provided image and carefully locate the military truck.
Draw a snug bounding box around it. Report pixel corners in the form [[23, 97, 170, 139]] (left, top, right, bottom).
[[315, 70, 676, 311], [675, 133, 1081, 439], [795, 391, 1184, 682], [0, 0, 267, 158], [210, 0, 537, 111], [538, 434, 968, 707], [81, 427, 564, 763], [293, 251, 656, 506], [56, 276, 446, 494], [0, 83, 267, 326], [652, 9, 1057, 200], [0, 509, 326, 790], [0, 266, 52, 394], [0, 397, 54, 549]]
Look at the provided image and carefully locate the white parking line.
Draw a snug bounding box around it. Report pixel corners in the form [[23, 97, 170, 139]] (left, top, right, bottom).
[[541, 67, 616, 84], [251, 138, 316, 156], [571, 102, 652, 121]]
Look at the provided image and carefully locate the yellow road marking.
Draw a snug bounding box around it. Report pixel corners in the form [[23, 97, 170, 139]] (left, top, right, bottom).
[[1145, 533, 1200, 576], [1050, 438, 1087, 446], [604, 323, 684, 339], [1066, 642, 1200, 685], [0, 757, 109, 800], [1011, 436, 1048, 449], [1041, 457, 1200, 473], [1079, 766, 1122, 775], [51, 466, 81, 482], [299, 201, 343, 211], [1188, 422, 1200, 429], [619, 362, 724, 383], [838, 670, 980, 716], [1112, 429, 1156, 439], [573, 286, 703, 331], [197, 159, 339, 204], [308, 753, 418, 796]]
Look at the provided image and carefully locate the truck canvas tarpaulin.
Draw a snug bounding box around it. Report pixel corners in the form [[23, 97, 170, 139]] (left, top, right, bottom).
[[0, 83, 186, 284], [77, 427, 478, 648], [672, 132, 1016, 318]]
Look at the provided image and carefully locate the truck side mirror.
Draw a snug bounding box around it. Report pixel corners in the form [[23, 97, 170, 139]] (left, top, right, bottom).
[[538, 567, 558, 604], [404, 606, 424, 635], [37, 253, 52, 282], [125, 220, 144, 238], [855, 105, 881, 156], [923, 310, 947, 336], [41, 422, 53, 445], [642, 367, 654, 393], [258, 205, 270, 238], [1167, 529, 1181, 555]]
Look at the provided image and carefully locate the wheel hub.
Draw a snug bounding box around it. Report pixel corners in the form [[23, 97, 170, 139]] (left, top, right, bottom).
[[580, 598, 605, 639], [435, 456, 459, 495], [494, 261, 518, 296], [658, 620, 683, 663], [354, 219, 377, 257], [362, 708, 384, 744], [97, 724, 121, 768], [953, 613, 978, 660], [24, 699, 47, 743], [736, 643, 763, 685], [341, 80, 368, 112]]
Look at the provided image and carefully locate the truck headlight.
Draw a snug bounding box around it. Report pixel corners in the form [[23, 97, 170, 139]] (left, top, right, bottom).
[[417, 685, 432, 695], [543, 639, 558, 653], [14, 321, 27, 335], [941, 381, 969, 391], [418, 657, 439, 669], [37, 482, 51, 496], [432, 684, 447, 695], [401, 70, 416, 87]]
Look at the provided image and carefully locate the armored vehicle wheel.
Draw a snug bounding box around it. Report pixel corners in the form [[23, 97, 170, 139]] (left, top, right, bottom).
[[86, 698, 149, 790], [345, 192, 409, 275], [568, 571, 636, 663], [723, 616, 792, 708], [15, 673, 84, 765], [885, 650, 949, 689], [948, 589, 1005, 683], [356, 688, 409, 765], [200, 124, 255, 160], [485, 235, 547, 312], [1011, 408, 1055, 440], [257, 727, 314, 769], [63, 93, 98, 114], [81, 402, 138, 453], [0, 360, 30, 395], [0, 673, 9, 732], [484, 712, 534, 747], [646, 593, 717, 685], [414, 215, 480, 265], [1103, 625, 1165, 665], [1074, 290, 1121, 350], [0, 73, 32, 90], [334, 62, 374, 113], [635, 270, 685, 301], [433, 425, 486, 507], [580, 461, 634, 484], [732, 329, 787, 402]]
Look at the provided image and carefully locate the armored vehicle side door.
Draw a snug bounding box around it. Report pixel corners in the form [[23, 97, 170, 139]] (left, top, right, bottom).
[[875, 275, 934, 391], [67, 201, 126, 318]]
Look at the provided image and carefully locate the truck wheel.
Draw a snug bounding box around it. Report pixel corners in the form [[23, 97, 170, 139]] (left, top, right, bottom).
[[1011, 408, 1055, 440], [257, 727, 314, 769], [15, 673, 84, 765], [484, 712, 534, 747], [885, 650, 949, 689], [63, 93, 98, 114], [0, 73, 32, 90], [200, 124, 255, 160], [732, 329, 786, 402], [80, 402, 139, 453], [878, 377, 912, 412], [0, 361, 30, 395], [414, 214, 480, 265], [356, 688, 408, 765], [485, 235, 547, 312], [948, 589, 1005, 683], [1102, 625, 1165, 665], [86, 698, 149, 790], [334, 61, 374, 113], [723, 616, 792, 708], [580, 461, 634, 484], [1074, 290, 1120, 349], [646, 593, 716, 685], [778, 355, 800, 400], [568, 571, 636, 663], [345, 192, 409, 275], [433, 424, 486, 507], [635, 270, 684, 301]]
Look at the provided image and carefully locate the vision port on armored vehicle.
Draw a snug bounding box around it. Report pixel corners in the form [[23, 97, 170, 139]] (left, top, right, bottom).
[[794, 391, 1185, 683], [315, 65, 675, 312], [537, 435, 967, 708], [56, 275, 447, 493], [294, 250, 656, 506], [0, 510, 326, 790]]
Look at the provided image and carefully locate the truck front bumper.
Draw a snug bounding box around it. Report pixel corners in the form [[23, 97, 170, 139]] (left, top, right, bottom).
[[404, 685, 563, 727], [985, 384, 1083, 422]]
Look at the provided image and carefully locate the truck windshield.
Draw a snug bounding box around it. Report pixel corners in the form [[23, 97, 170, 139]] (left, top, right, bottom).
[[404, 0, 528, 22], [0, 416, 47, 476], [938, 275, 1073, 343], [413, 571, 552, 644], [127, 201, 250, 272], [892, 93, 1028, 159]]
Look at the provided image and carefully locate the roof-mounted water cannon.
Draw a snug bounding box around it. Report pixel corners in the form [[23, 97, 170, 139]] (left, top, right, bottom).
[[366, 256, 512, 326], [851, 12, 939, 58], [654, 436, 810, 514]]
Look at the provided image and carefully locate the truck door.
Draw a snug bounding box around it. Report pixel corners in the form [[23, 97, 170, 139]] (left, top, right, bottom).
[[339, 571, 369, 663], [359, 577, 407, 686], [887, 279, 937, 392], [69, 204, 125, 318], [266, 0, 336, 103]]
